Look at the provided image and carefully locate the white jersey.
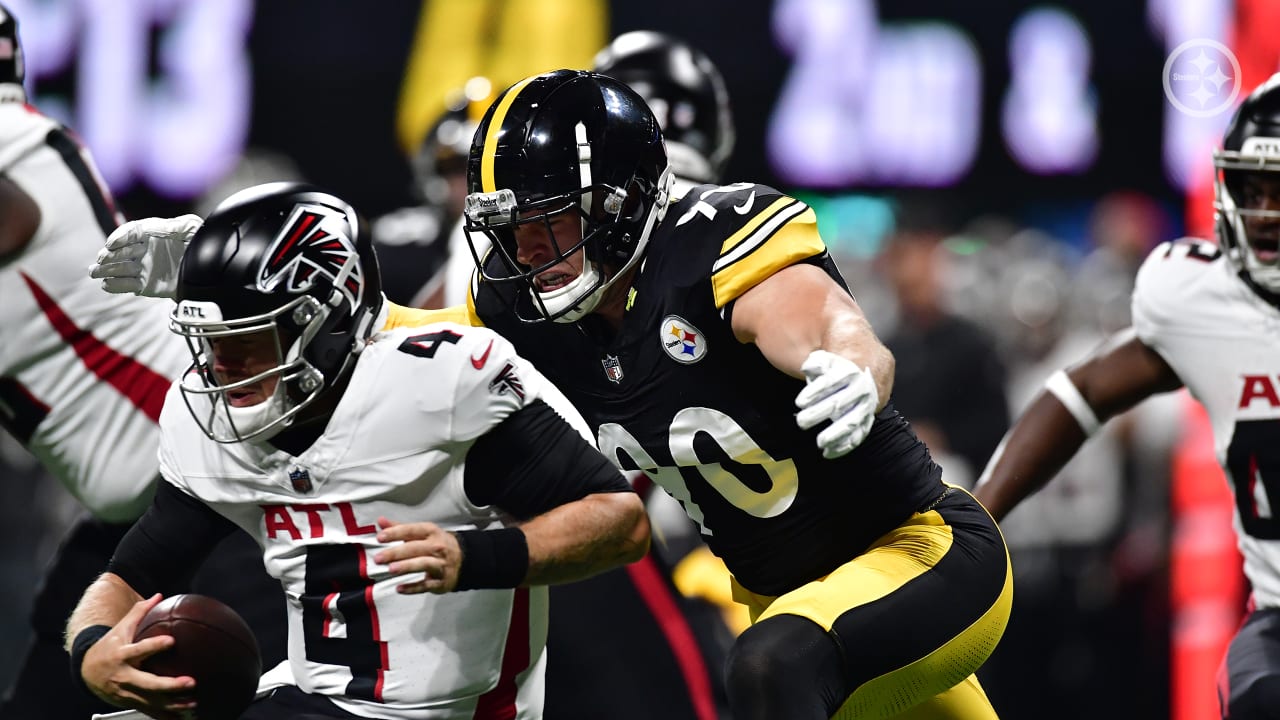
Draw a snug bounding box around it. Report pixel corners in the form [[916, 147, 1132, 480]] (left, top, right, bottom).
[[1133, 238, 1280, 608], [157, 323, 589, 720], [0, 97, 184, 522]]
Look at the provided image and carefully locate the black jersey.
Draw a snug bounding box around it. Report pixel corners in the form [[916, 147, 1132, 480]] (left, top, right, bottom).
[[472, 182, 942, 595]]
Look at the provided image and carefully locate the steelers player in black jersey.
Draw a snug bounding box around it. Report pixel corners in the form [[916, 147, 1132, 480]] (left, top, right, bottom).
[[456, 69, 1013, 720]]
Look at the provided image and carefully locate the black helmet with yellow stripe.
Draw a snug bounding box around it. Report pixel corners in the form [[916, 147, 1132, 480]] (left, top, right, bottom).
[[463, 69, 673, 323]]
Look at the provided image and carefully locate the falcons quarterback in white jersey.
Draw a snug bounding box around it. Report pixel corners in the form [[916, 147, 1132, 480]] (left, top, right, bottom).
[[67, 183, 646, 720], [156, 324, 565, 719], [976, 74, 1280, 720]]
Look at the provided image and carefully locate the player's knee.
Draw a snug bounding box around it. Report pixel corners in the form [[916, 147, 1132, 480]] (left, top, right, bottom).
[[1226, 675, 1280, 719], [725, 615, 842, 720]]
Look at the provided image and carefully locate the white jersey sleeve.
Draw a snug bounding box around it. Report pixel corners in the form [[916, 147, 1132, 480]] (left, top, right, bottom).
[[1132, 238, 1240, 357]]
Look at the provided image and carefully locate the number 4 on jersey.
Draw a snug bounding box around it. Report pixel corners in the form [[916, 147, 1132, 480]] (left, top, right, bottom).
[[398, 330, 462, 358]]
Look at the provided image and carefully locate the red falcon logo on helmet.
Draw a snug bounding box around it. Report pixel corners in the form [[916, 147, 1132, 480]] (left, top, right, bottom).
[[257, 204, 364, 311]]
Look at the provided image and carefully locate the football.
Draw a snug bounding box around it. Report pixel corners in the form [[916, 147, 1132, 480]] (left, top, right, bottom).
[[133, 594, 262, 720]]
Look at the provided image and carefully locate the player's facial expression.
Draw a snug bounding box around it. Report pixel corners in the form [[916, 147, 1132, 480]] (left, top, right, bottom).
[[513, 211, 585, 292], [210, 329, 281, 407], [1241, 173, 1280, 261]]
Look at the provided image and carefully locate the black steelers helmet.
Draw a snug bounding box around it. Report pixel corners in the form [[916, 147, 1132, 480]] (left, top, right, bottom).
[[594, 31, 733, 184], [1214, 73, 1280, 298], [464, 69, 672, 323], [172, 182, 384, 442]]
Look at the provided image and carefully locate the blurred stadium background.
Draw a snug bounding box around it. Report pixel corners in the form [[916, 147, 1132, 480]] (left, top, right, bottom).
[[1, 1, 1273, 718]]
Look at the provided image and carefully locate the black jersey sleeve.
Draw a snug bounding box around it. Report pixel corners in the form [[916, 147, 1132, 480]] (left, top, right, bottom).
[[464, 399, 633, 520], [106, 480, 237, 597]]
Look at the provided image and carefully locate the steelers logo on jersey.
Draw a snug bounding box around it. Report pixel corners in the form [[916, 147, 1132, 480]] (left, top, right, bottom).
[[659, 315, 707, 364]]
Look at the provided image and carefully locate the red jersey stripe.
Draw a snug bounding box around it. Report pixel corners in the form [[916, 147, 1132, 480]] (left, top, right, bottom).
[[473, 588, 530, 720], [21, 272, 171, 422]]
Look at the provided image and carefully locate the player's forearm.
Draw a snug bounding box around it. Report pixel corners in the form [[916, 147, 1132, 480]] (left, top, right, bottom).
[[520, 491, 650, 586], [973, 391, 1090, 521], [739, 265, 895, 411], [64, 572, 143, 652], [832, 326, 894, 412]]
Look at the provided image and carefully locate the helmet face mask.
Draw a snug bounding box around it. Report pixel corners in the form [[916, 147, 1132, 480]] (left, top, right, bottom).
[[466, 183, 644, 322], [1216, 165, 1280, 290], [1215, 74, 1280, 297], [172, 182, 384, 443], [464, 71, 672, 324], [172, 296, 327, 443]]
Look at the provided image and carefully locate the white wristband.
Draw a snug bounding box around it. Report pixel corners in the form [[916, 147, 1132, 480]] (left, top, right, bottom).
[[1044, 369, 1101, 436]]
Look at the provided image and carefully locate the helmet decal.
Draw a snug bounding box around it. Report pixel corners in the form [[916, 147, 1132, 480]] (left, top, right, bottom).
[[258, 204, 364, 313], [479, 76, 537, 193]]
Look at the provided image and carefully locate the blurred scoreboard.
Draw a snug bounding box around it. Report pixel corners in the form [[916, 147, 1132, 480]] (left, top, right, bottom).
[[9, 0, 1270, 219], [738, 0, 1251, 204]]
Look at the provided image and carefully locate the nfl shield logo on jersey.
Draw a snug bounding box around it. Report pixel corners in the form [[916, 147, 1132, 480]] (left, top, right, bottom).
[[289, 467, 313, 493], [659, 315, 707, 364], [602, 354, 624, 383]]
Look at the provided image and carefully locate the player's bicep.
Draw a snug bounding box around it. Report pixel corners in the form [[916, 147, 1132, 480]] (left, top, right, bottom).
[[106, 480, 236, 597], [463, 399, 632, 519], [1067, 329, 1183, 420]]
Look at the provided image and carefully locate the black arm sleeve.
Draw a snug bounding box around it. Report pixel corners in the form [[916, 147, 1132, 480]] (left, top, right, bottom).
[[106, 480, 238, 597], [463, 399, 633, 520]]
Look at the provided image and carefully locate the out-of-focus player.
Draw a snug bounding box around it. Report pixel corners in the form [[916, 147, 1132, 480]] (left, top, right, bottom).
[[975, 74, 1280, 720], [0, 5, 285, 718]]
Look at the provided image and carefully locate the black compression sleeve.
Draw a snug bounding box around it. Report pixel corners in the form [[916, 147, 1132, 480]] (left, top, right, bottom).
[[106, 480, 237, 597], [464, 399, 632, 519]]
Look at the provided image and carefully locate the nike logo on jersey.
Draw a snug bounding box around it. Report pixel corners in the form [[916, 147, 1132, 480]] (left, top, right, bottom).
[[733, 191, 756, 215], [471, 340, 494, 369]]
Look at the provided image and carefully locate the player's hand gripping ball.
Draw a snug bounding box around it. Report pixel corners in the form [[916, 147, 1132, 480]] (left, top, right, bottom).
[[133, 594, 262, 720]]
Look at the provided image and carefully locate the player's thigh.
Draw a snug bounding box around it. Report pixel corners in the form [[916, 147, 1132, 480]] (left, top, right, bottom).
[[1220, 605, 1280, 720], [763, 487, 1011, 718]]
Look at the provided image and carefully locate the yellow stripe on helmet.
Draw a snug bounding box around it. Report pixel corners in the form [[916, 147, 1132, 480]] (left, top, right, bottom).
[[481, 75, 539, 193]]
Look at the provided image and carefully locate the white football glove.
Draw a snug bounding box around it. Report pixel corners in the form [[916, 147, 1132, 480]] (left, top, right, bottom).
[[89, 214, 203, 298], [795, 349, 879, 459]]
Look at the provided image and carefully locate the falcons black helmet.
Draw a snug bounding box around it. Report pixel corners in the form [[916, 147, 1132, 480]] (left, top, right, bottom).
[[172, 182, 384, 442], [1215, 74, 1280, 299]]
